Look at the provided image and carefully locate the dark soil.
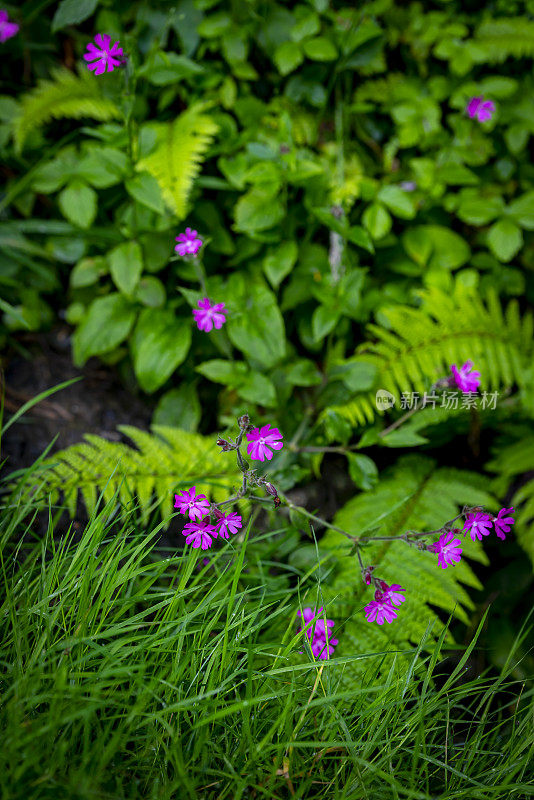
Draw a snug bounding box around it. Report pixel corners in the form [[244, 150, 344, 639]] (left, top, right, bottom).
[[1, 326, 152, 476]]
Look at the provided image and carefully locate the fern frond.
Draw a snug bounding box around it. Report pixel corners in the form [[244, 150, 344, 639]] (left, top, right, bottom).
[[321, 286, 533, 431], [16, 425, 243, 528], [316, 455, 494, 676], [13, 68, 121, 153], [486, 435, 534, 567], [475, 18, 534, 63], [136, 105, 219, 220]]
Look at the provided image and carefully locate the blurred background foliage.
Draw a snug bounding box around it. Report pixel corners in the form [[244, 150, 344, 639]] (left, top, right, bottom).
[[0, 0, 533, 676]]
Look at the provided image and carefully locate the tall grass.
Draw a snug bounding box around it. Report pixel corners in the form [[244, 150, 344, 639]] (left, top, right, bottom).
[[0, 461, 533, 799]]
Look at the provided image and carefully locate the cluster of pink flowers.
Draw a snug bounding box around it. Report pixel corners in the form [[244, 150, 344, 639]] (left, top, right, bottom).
[[365, 505, 514, 625], [463, 507, 514, 542], [364, 582, 406, 625], [297, 607, 338, 659], [0, 9, 18, 42], [174, 486, 243, 550]]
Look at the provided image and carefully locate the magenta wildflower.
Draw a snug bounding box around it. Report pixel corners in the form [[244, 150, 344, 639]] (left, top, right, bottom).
[[428, 530, 463, 569], [174, 486, 210, 521], [215, 511, 242, 538], [463, 511, 493, 541], [466, 96, 495, 123], [297, 607, 338, 660], [364, 594, 397, 625], [175, 228, 203, 257], [0, 9, 18, 42], [84, 34, 123, 75], [246, 424, 284, 462], [378, 581, 406, 607], [493, 507, 515, 540], [450, 360, 481, 393], [182, 519, 217, 550], [192, 298, 227, 333]]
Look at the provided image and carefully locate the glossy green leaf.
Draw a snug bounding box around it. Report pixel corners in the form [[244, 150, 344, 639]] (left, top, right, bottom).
[[131, 308, 192, 393]]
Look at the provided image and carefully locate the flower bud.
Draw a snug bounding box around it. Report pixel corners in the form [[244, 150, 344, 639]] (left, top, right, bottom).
[[238, 414, 250, 429], [216, 438, 232, 451], [273, 496, 281, 509], [264, 481, 278, 497], [362, 566, 375, 585]]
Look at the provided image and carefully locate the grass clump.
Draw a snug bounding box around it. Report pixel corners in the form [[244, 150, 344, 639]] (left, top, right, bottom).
[[0, 465, 532, 800]]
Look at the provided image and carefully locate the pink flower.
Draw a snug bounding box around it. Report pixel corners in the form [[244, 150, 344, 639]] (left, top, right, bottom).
[[297, 607, 338, 660], [378, 581, 406, 607], [246, 424, 284, 462], [215, 511, 242, 538], [466, 96, 495, 123], [192, 298, 227, 332], [463, 511, 493, 541], [450, 360, 481, 393], [0, 9, 18, 42], [84, 34, 123, 75], [364, 595, 397, 625], [174, 486, 210, 521], [182, 519, 217, 550], [493, 507, 515, 540], [175, 228, 203, 257], [428, 530, 463, 569]]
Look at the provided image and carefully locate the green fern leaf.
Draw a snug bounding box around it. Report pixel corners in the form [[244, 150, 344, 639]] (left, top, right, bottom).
[[17, 425, 244, 528], [315, 455, 494, 676], [475, 18, 534, 63], [13, 68, 121, 153], [136, 105, 219, 219], [486, 434, 534, 567], [321, 286, 533, 432]]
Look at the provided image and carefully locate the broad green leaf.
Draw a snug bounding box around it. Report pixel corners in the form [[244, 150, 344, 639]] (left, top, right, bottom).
[[487, 219, 523, 262], [131, 308, 192, 394], [137, 51, 204, 85], [457, 195, 504, 225], [263, 240, 298, 287], [153, 385, 201, 431], [362, 202, 392, 239], [312, 305, 340, 341], [403, 227, 433, 266], [58, 181, 97, 229], [405, 225, 470, 270], [346, 453, 378, 490], [377, 185, 416, 219], [134, 276, 166, 307], [290, 10, 320, 42], [108, 241, 143, 297], [284, 359, 322, 386], [125, 173, 165, 214], [234, 186, 285, 233], [70, 256, 107, 288], [73, 293, 137, 366], [303, 37, 338, 60], [226, 280, 286, 368], [239, 371, 277, 406], [196, 359, 247, 384], [506, 191, 534, 230], [338, 359, 378, 391], [52, 0, 98, 31], [273, 42, 304, 75]]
